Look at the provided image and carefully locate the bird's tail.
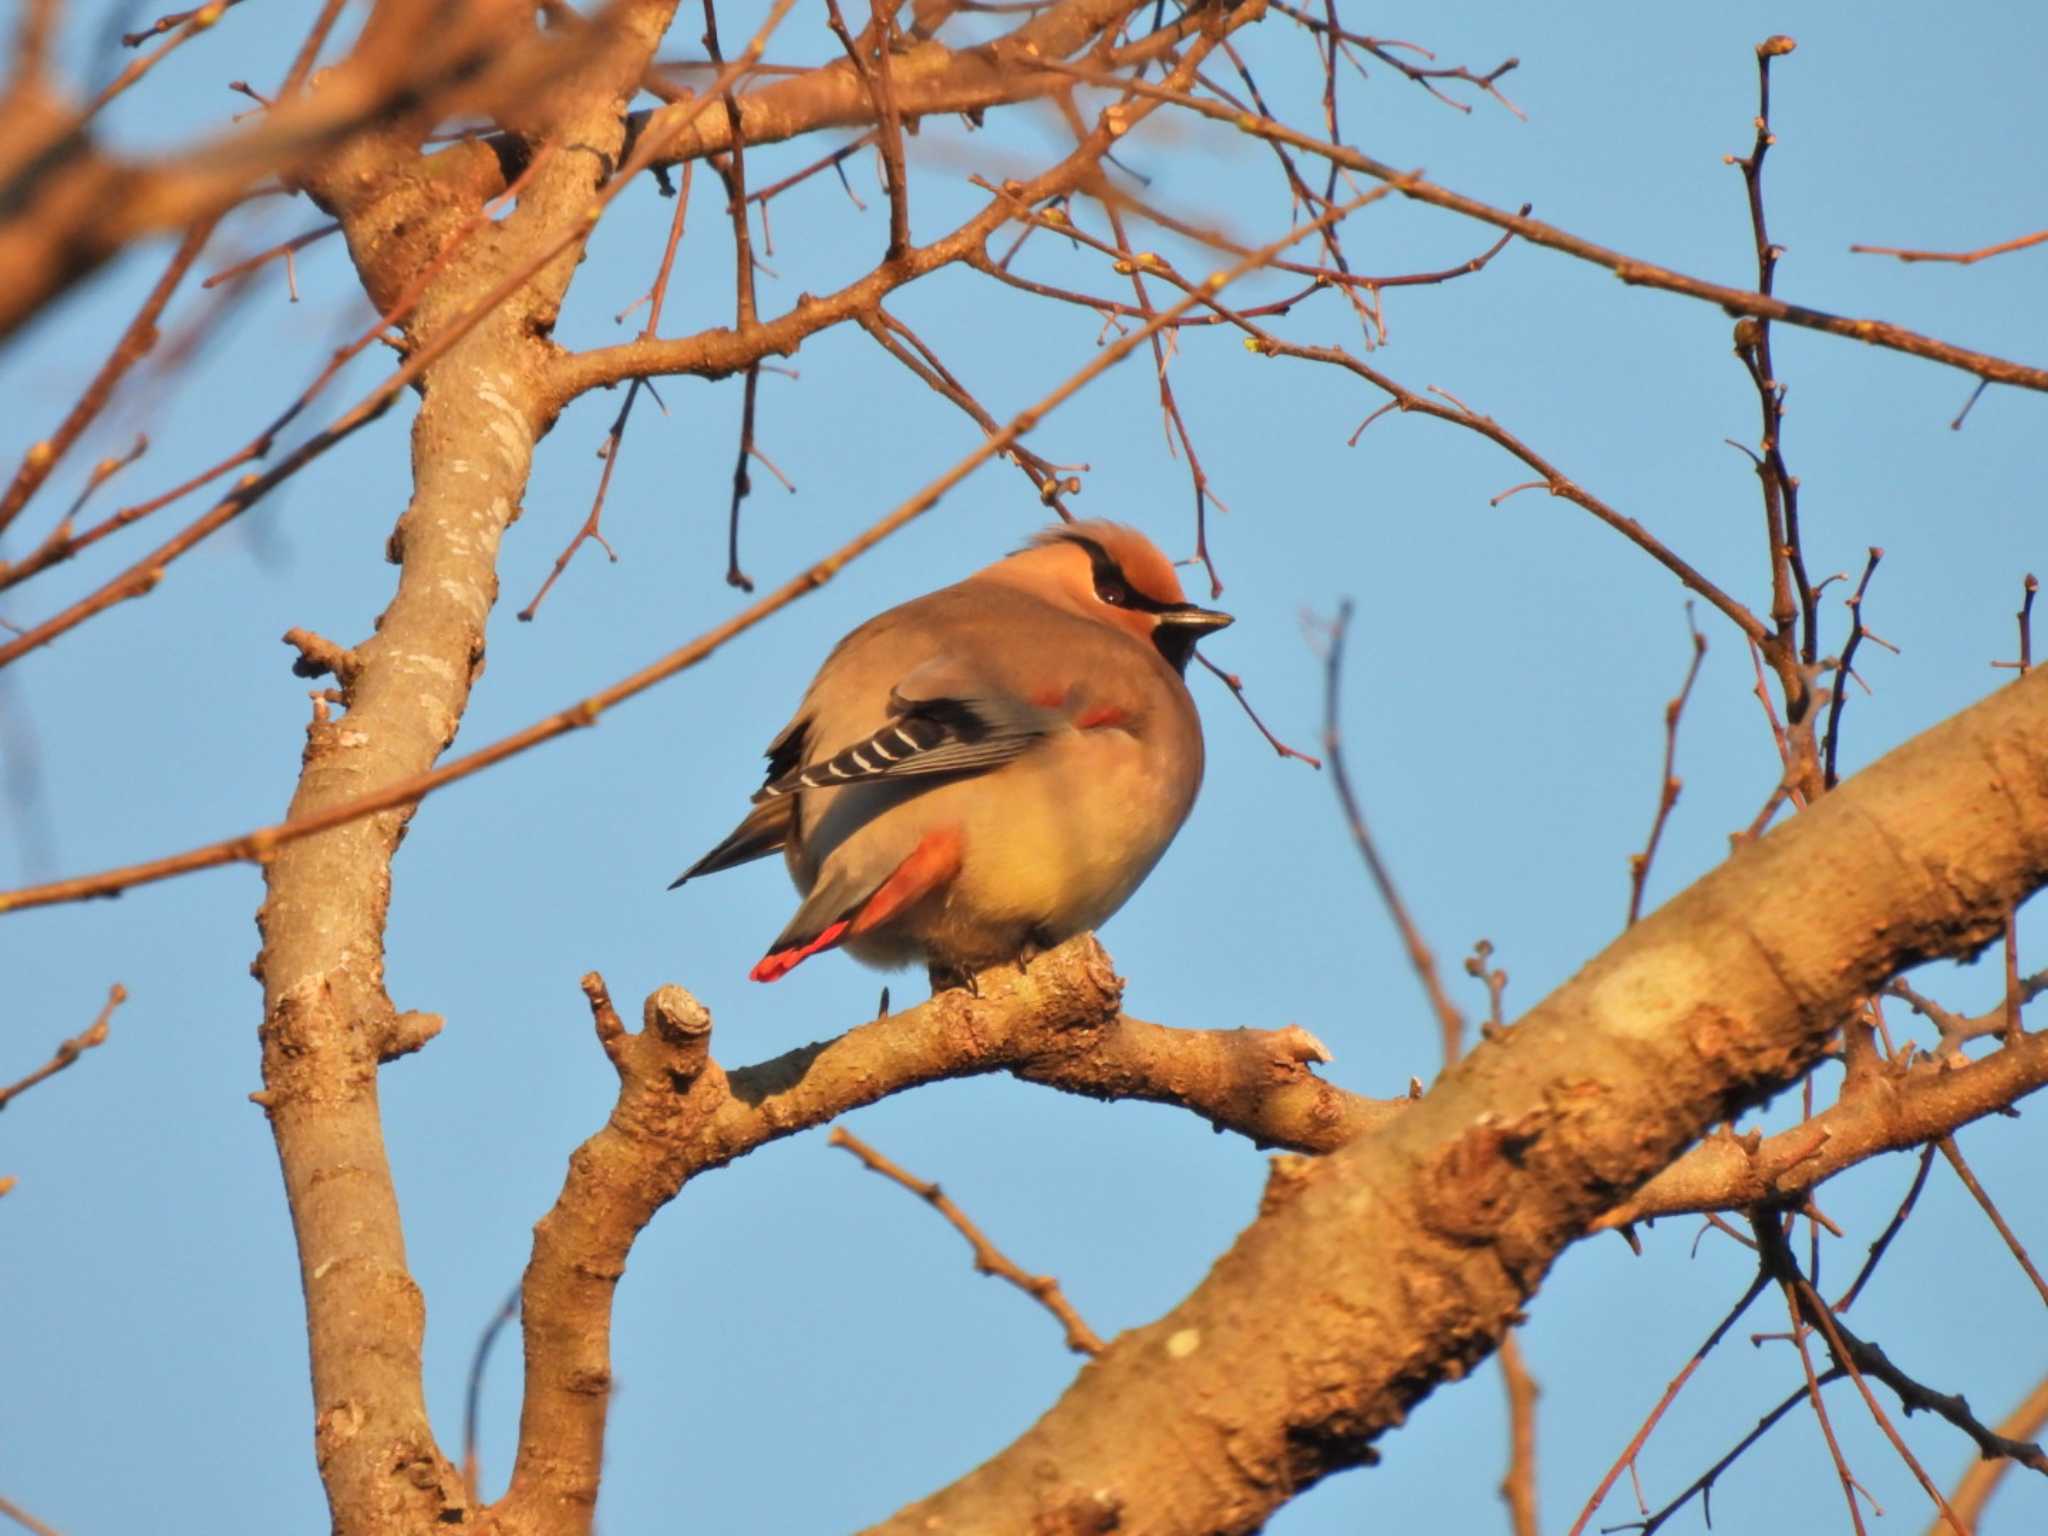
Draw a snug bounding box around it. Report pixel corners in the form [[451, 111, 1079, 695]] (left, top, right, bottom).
[[668, 797, 794, 889], [751, 825, 962, 982]]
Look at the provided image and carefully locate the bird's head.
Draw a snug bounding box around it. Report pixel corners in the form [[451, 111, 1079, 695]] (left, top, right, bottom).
[[980, 521, 1233, 673]]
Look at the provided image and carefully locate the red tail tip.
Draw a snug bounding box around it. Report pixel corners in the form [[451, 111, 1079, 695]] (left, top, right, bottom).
[[749, 919, 850, 983]]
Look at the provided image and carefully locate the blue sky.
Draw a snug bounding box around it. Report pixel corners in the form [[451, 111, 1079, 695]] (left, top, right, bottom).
[[3, 2, 2044, 1533]]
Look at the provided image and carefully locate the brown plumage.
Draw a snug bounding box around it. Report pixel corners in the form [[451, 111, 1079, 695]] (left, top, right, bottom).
[[672, 522, 1232, 982]]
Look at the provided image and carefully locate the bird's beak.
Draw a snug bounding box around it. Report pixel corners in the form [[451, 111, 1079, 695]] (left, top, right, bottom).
[[1156, 604, 1233, 634]]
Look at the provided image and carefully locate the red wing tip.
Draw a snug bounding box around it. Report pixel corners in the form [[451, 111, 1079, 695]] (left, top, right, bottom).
[[750, 919, 851, 983]]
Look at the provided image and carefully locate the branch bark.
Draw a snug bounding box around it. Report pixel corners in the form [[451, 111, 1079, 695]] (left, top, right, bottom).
[[501, 938, 1387, 1535], [249, 4, 682, 1533], [862, 664, 2048, 1536], [1591, 1022, 2048, 1229]]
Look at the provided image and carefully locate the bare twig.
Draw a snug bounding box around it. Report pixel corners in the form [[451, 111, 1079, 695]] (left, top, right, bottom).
[[698, 0, 766, 332], [519, 146, 700, 623], [1266, 4, 1521, 116], [1591, 1025, 2048, 1229], [1937, 1135, 2048, 1308], [0, 984, 125, 1111], [1885, 971, 2048, 1059], [1993, 574, 2037, 675], [1756, 1214, 1967, 1535], [1723, 37, 1825, 768], [1773, 1264, 1874, 1535], [200, 222, 342, 291], [1936, 1372, 2048, 1536], [744, 133, 874, 213], [1463, 941, 1508, 1036], [722, 365, 779, 592], [0, 1493, 66, 1536], [1611, 1370, 1845, 1534], [278, 0, 350, 97], [1191, 652, 1322, 768], [0, 146, 561, 634], [119, 0, 241, 46], [1040, 62, 2048, 395], [1852, 228, 2048, 266], [95, 0, 246, 114], [1497, 1331, 1540, 1536], [1833, 1142, 1937, 1313], [1757, 1214, 2048, 1482], [1567, 1271, 1772, 1536], [822, 0, 909, 259], [0, 185, 1371, 915], [519, 382, 636, 622], [1045, 116, 1232, 599], [461, 1285, 521, 1501], [0, 218, 220, 539], [827, 1126, 1105, 1355], [1822, 548, 1886, 789], [2004, 904, 2025, 1047], [858, 309, 1076, 514], [1626, 606, 1707, 926], [1321, 600, 1464, 1063]]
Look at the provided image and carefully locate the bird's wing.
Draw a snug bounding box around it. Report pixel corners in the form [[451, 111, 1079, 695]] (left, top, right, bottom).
[[667, 711, 812, 887], [667, 794, 793, 888], [753, 657, 1064, 803]]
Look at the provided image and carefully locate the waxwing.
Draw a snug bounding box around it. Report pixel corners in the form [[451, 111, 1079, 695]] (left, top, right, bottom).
[[672, 522, 1233, 982]]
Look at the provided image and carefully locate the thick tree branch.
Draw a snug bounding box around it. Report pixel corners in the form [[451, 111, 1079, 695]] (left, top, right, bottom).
[[249, 5, 682, 1534], [609, 0, 1166, 175], [501, 936, 1387, 1535], [863, 664, 2048, 1536]]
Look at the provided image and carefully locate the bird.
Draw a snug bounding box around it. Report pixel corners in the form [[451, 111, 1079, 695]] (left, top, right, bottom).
[[671, 521, 1233, 984]]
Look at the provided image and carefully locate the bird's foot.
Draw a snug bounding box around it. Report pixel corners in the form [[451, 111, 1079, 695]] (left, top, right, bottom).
[[1014, 927, 1061, 975], [927, 962, 980, 998]]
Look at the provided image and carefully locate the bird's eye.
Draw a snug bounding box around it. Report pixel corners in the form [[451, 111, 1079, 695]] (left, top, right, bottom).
[[1096, 575, 1130, 606]]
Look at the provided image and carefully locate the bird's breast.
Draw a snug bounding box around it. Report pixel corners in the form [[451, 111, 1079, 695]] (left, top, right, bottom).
[[946, 720, 1200, 935]]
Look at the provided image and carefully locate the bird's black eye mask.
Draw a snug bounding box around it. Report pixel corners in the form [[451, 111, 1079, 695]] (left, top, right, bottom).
[[1055, 533, 1214, 672], [1058, 534, 1186, 617]]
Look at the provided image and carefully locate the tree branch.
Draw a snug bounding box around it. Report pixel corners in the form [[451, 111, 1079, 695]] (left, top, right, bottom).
[[863, 663, 2048, 1535], [1591, 1023, 2048, 1230], [0, 46, 1343, 921], [248, 6, 685, 1533], [1935, 1372, 2048, 1536], [1046, 64, 2048, 394], [500, 936, 1387, 1532], [0, 982, 123, 1112], [827, 1125, 1107, 1355], [0, 0, 590, 342], [545, 0, 1272, 404]]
